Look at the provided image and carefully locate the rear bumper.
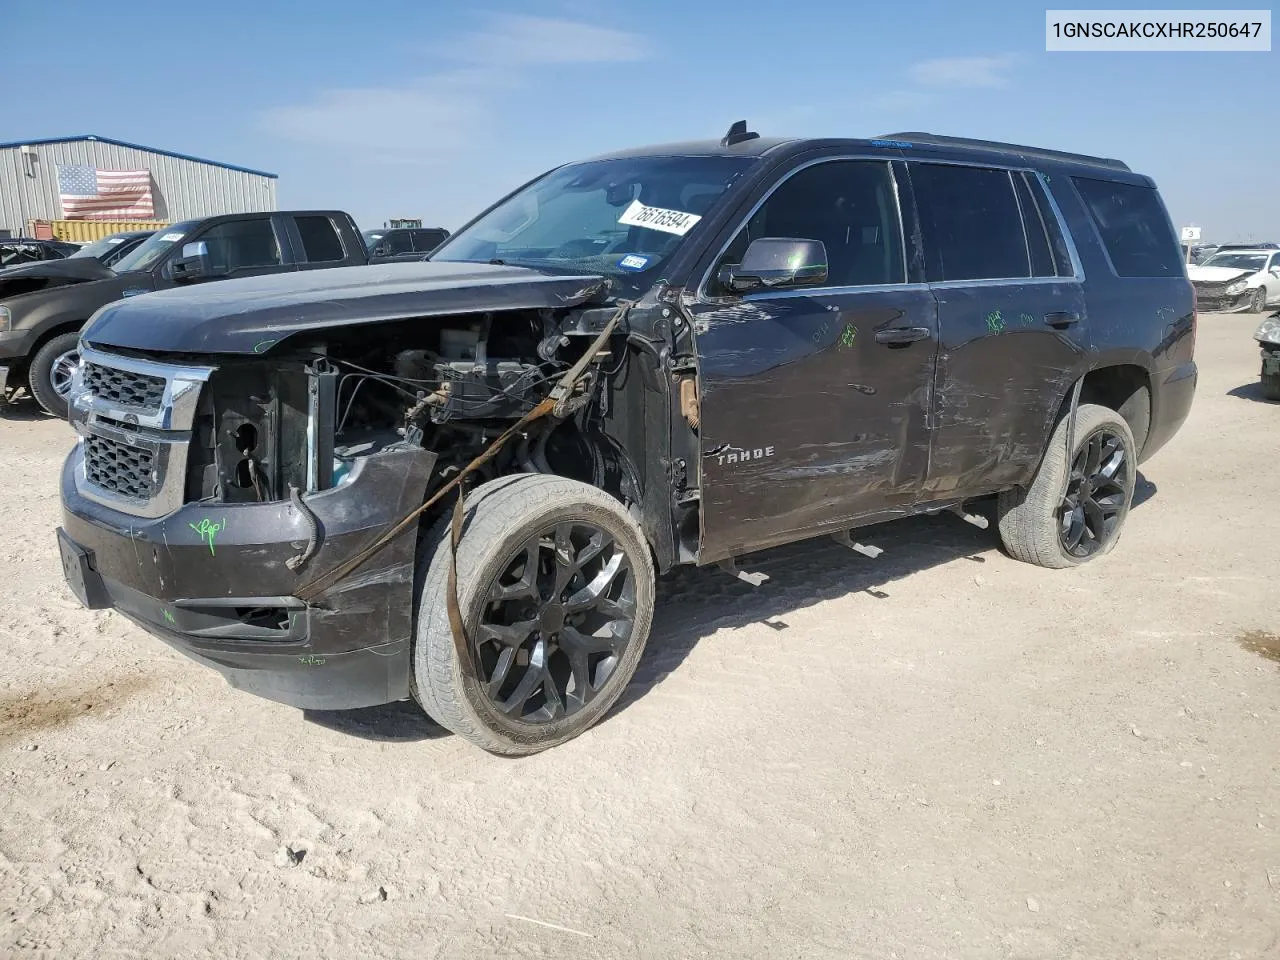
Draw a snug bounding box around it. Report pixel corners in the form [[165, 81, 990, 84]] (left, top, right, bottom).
[[58, 443, 436, 710], [1141, 360, 1197, 463]]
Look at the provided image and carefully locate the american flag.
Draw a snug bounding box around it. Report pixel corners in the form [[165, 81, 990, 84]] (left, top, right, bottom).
[[57, 164, 155, 220]]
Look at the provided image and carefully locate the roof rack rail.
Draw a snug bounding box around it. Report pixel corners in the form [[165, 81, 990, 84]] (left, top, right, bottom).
[[877, 132, 1130, 172]]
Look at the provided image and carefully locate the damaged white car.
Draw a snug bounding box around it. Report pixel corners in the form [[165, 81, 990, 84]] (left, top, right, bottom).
[[1188, 248, 1280, 313]]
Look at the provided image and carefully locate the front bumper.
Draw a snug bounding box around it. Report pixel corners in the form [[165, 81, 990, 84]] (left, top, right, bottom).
[[0, 327, 37, 362], [58, 443, 436, 710], [1262, 344, 1280, 377], [1192, 289, 1251, 313]]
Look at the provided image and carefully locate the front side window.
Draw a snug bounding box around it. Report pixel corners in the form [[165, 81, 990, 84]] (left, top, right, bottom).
[[434, 155, 757, 294], [110, 221, 201, 273], [1072, 177, 1182, 278], [712, 160, 906, 294], [910, 163, 1030, 281], [197, 219, 282, 272], [411, 229, 448, 252], [386, 231, 413, 254]]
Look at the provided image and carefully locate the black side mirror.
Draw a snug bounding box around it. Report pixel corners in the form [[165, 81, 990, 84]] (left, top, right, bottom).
[[720, 237, 828, 293], [170, 240, 223, 282]]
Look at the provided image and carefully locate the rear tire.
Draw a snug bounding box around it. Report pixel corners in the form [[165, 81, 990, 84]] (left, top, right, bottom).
[[413, 474, 655, 756], [997, 403, 1137, 569], [27, 331, 81, 418]]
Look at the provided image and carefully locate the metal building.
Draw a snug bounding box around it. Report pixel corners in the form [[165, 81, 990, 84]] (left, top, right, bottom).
[[0, 134, 278, 238]]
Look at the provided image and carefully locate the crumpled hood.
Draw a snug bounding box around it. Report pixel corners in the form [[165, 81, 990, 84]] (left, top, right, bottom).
[[1187, 265, 1254, 284], [82, 261, 610, 355], [0, 256, 116, 300]]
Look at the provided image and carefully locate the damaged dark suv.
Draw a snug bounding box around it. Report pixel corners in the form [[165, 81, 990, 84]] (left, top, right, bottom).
[[57, 125, 1197, 754]]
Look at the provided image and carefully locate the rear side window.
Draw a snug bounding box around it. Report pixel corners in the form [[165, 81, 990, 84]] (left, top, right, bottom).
[[1072, 177, 1182, 278], [411, 229, 448, 252], [909, 163, 1029, 281], [294, 216, 345, 263]]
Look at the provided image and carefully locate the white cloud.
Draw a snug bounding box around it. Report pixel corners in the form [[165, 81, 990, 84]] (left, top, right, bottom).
[[908, 55, 1017, 89], [258, 14, 650, 157], [447, 14, 651, 65]]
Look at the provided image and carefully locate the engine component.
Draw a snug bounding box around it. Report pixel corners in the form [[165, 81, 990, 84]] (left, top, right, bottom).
[[432, 360, 545, 422]]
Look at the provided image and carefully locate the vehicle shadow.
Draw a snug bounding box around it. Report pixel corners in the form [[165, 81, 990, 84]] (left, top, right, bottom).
[[1227, 381, 1278, 404], [0, 396, 53, 422], [305, 475, 1159, 744], [303, 699, 451, 743]]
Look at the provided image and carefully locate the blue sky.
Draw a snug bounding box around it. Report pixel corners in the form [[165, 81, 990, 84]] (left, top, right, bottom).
[[3, 1, 1275, 241]]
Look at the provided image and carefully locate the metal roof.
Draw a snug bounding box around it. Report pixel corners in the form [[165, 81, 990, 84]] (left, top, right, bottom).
[[0, 135, 277, 179]]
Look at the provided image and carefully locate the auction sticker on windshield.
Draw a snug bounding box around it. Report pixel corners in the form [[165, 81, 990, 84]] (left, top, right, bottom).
[[618, 200, 702, 236]]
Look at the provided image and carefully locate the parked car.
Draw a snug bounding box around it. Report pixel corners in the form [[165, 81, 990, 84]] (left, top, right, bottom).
[[0, 211, 368, 416], [1188, 248, 1280, 313], [0, 238, 81, 268], [362, 226, 450, 260], [65, 230, 156, 269], [57, 124, 1196, 754], [1252, 313, 1280, 400]]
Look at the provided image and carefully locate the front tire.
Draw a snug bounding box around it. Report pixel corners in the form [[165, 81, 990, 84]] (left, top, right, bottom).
[[27, 331, 81, 418], [413, 474, 656, 755], [1250, 287, 1269, 313], [997, 403, 1137, 569], [1261, 366, 1280, 401]]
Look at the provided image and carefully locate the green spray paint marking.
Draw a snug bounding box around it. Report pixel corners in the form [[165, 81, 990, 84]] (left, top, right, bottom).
[[252, 339, 277, 354], [985, 310, 1005, 335], [1018, 312, 1036, 328], [299, 655, 326, 666], [189, 517, 226, 556], [840, 324, 857, 347], [163, 609, 176, 625]]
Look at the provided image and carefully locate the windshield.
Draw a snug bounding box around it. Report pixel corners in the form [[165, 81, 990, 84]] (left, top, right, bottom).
[[69, 236, 129, 260], [432, 156, 757, 290], [1202, 253, 1266, 272], [109, 222, 198, 273]]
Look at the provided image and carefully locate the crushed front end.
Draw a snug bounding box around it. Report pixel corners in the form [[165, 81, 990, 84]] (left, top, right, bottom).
[[58, 345, 437, 709]]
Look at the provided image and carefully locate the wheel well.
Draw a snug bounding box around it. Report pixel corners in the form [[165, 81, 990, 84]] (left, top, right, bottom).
[[1079, 364, 1152, 454], [31, 322, 85, 359]]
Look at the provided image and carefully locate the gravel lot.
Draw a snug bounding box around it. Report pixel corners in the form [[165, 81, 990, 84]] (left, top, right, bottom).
[[1, 312, 1277, 959]]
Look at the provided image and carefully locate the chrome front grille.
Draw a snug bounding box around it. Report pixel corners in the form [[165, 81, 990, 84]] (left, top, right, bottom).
[[84, 434, 158, 501], [83, 362, 166, 413], [68, 346, 215, 519]]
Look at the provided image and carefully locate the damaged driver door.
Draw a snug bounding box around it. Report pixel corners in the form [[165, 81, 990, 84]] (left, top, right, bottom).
[[685, 158, 938, 563]]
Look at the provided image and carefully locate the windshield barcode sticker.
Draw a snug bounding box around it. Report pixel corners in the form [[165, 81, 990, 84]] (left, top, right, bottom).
[[618, 200, 702, 236]]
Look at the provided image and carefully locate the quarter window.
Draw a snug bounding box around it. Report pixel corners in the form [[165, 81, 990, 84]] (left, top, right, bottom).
[[910, 163, 1029, 281], [1072, 177, 1183, 278], [713, 160, 905, 294]]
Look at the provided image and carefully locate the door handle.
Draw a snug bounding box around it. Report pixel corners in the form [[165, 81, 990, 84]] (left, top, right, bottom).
[[874, 326, 932, 345], [1044, 311, 1080, 327]]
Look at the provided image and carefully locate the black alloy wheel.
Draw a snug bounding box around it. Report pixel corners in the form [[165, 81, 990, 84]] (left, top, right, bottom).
[[1058, 427, 1130, 559], [474, 521, 638, 724]]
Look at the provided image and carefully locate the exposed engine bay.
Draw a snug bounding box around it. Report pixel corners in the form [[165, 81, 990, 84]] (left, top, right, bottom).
[[177, 306, 636, 513]]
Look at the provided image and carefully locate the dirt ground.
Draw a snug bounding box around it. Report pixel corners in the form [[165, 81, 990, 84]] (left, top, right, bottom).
[[1, 312, 1277, 959]]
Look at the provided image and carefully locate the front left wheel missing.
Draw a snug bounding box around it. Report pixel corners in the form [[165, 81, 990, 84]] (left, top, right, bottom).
[[413, 474, 655, 755]]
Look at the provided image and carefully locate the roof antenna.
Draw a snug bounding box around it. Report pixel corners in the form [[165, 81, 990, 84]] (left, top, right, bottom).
[[721, 120, 759, 147]]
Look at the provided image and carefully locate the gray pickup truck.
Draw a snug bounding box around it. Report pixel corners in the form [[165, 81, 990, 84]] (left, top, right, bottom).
[[0, 211, 367, 416]]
